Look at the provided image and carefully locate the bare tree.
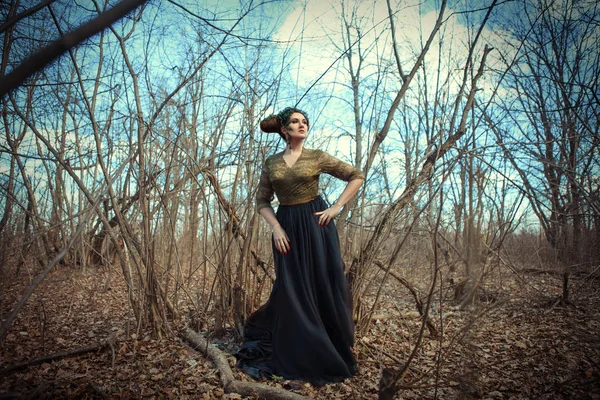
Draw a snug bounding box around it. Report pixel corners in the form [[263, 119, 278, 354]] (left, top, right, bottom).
[[493, 0, 600, 299]]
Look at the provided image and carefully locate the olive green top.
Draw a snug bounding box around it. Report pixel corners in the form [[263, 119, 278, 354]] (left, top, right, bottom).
[[256, 148, 365, 212]]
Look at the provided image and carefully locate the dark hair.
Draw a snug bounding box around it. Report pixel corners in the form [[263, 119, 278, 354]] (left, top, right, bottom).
[[259, 107, 309, 141]]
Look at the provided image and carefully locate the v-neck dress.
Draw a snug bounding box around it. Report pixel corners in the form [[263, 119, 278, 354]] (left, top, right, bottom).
[[235, 148, 364, 385]]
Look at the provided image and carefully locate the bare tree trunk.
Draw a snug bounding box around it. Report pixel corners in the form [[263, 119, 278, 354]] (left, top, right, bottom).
[[347, 0, 449, 322], [352, 44, 493, 331]]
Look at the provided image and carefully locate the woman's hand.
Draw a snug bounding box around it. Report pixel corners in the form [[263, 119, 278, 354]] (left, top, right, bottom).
[[314, 204, 342, 226], [272, 223, 291, 254]]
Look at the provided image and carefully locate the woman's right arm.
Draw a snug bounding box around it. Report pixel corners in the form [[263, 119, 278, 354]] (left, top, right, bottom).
[[259, 207, 290, 254], [256, 160, 290, 254]]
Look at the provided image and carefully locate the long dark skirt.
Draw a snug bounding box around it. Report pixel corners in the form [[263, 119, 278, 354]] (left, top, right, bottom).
[[235, 196, 356, 385]]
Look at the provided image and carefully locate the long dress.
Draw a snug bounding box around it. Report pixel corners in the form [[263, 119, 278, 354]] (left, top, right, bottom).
[[235, 149, 362, 385]]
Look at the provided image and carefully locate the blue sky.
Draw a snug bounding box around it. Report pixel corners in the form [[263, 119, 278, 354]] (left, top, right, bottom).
[[2, 0, 597, 232]]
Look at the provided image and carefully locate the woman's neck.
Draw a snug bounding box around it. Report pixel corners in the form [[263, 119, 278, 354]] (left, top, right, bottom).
[[285, 141, 303, 154]]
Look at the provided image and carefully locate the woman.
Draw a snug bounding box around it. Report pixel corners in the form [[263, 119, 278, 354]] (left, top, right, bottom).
[[235, 107, 364, 385]]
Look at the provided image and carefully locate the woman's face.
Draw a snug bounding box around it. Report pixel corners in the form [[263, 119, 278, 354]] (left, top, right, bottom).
[[282, 112, 309, 141]]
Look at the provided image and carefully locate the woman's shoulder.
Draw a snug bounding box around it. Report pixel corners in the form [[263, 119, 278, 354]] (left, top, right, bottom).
[[265, 151, 284, 161], [263, 151, 284, 168], [303, 148, 325, 158]]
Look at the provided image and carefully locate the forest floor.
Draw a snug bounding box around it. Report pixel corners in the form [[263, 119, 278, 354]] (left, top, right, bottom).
[[1, 262, 599, 399]]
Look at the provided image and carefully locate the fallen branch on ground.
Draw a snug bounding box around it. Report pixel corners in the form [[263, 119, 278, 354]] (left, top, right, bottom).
[[359, 337, 403, 364], [374, 260, 438, 338], [0, 333, 116, 377], [182, 327, 310, 400]]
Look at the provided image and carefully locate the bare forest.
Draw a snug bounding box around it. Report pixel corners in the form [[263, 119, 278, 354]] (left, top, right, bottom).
[[1, 0, 599, 399]]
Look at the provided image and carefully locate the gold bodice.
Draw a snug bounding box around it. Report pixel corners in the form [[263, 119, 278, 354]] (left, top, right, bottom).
[[256, 148, 365, 212]]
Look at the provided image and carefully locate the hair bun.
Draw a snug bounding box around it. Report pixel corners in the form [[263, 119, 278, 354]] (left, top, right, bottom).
[[259, 115, 282, 133]]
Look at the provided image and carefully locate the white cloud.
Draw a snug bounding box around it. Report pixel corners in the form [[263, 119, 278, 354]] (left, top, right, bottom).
[[271, 0, 520, 98]]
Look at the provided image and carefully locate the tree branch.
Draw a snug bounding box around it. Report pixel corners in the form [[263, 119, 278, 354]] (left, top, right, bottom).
[[0, 0, 57, 34], [0, 333, 116, 376], [0, 0, 148, 96]]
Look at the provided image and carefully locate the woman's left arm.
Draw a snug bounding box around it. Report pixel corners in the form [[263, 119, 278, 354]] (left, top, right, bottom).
[[314, 178, 364, 226]]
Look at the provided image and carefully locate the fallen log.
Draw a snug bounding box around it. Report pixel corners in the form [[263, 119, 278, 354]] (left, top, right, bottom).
[[182, 327, 310, 400], [0, 333, 116, 377]]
